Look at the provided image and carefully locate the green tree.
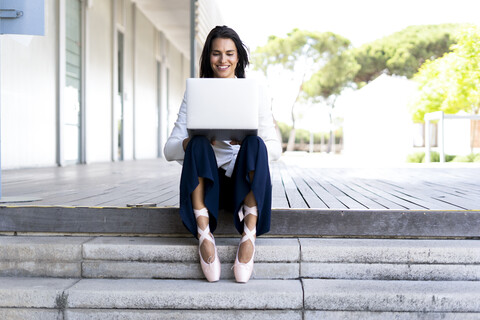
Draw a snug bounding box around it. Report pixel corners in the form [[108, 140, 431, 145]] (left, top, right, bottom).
[[353, 24, 463, 85], [253, 29, 358, 152], [302, 49, 359, 152], [410, 25, 480, 123], [410, 25, 480, 151]]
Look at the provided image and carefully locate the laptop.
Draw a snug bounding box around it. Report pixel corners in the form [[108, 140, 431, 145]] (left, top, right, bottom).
[[186, 78, 259, 141]]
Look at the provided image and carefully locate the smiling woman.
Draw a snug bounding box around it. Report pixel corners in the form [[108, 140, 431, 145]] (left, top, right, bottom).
[[163, 26, 282, 284]]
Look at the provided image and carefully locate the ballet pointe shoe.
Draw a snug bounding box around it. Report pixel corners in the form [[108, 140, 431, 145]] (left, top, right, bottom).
[[194, 208, 221, 282], [233, 205, 257, 283]]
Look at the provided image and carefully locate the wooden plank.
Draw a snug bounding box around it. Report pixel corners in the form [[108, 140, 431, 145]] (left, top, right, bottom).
[[372, 180, 466, 210], [287, 166, 328, 209], [3, 159, 480, 212], [278, 164, 308, 208], [271, 164, 290, 208], [303, 168, 370, 209], [318, 175, 388, 209], [297, 170, 348, 209]]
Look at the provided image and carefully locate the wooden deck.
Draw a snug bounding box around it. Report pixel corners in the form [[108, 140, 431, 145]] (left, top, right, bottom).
[[2, 155, 480, 210]]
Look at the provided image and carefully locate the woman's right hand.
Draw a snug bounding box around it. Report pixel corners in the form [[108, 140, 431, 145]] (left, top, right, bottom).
[[182, 138, 190, 151], [183, 137, 216, 151]]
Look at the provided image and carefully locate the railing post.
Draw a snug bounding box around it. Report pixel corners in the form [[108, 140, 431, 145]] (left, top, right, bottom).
[[438, 111, 445, 163], [425, 118, 431, 163]]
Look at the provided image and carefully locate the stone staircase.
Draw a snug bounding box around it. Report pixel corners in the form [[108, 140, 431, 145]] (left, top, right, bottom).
[[1, 235, 480, 319]]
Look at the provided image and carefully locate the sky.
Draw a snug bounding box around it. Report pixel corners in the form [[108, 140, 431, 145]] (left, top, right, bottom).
[[215, 0, 479, 128], [216, 0, 479, 50]]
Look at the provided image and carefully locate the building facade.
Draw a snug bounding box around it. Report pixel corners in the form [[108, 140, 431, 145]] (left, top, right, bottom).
[[1, 0, 222, 169]]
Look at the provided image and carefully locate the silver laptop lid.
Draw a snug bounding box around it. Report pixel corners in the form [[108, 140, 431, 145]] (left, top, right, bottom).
[[186, 78, 259, 141]]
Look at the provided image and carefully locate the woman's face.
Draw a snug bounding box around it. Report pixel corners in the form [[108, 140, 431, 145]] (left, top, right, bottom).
[[210, 38, 239, 78]]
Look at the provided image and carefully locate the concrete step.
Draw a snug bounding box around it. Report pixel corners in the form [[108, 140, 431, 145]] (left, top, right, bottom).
[[0, 277, 303, 319], [1, 236, 480, 281], [3, 206, 480, 237], [304, 279, 480, 313], [301, 238, 480, 281], [1, 277, 480, 319]]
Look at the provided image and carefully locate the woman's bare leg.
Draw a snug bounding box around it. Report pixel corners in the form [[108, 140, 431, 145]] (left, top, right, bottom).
[[192, 177, 215, 261], [238, 171, 257, 263]]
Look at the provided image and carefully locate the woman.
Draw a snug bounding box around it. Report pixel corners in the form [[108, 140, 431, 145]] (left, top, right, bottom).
[[164, 26, 281, 283]]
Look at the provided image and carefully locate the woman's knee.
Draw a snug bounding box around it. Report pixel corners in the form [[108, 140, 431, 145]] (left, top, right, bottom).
[[186, 136, 214, 155], [189, 135, 211, 147], [243, 135, 265, 147], [242, 136, 267, 154]]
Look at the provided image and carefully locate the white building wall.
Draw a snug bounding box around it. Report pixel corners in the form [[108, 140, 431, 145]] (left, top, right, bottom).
[[0, 0, 58, 169], [166, 44, 187, 137], [85, 0, 113, 163], [1, 0, 215, 169], [133, 9, 157, 159]]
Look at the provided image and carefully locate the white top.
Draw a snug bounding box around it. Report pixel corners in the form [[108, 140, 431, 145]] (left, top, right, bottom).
[[164, 82, 282, 177]]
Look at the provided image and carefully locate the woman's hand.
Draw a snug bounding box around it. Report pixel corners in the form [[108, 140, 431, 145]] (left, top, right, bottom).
[[182, 138, 190, 151], [230, 140, 241, 145], [183, 137, 217, 151]]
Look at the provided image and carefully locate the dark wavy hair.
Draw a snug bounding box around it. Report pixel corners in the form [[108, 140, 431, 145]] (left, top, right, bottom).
[[199, 26, 249, 78]]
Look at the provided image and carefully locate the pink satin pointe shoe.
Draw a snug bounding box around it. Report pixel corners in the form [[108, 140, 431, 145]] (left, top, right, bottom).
[[233, 205, 258, 283], [194, 208, 221, 282]]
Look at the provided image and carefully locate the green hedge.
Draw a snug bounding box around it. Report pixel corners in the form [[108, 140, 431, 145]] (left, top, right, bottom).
[[407, 151, 479, 163], [277, 121, 342, 144]]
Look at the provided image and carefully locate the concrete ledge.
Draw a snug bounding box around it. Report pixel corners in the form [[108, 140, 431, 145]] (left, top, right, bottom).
[[300, 239, 480, 263], [0, 277, 78, 308], [83, 237, 299, 262], [301, 262, 480, 281], [83, 237, 198, 262], [83, 261, 298, 280], [66, 279, 303, 310], [0, 236, 90, 278], [0, 308, 62, 320], [300, 238, 480, 281], [304, 311, 480, 320], [65, 309, 302, 320], [82, 237, 300, 279], [1, 236, 479, 281], [0, 261, 80, 278], [2, 206, 480, 237], [0, 236, 90, 261], [304, 279, 480, 312], [2, 277, 480, 315]]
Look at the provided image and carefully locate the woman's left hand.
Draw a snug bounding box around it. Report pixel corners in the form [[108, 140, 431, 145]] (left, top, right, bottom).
[[230, 140, 241, 145]]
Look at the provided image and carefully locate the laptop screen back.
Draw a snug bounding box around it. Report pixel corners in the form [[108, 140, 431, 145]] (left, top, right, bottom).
[[186, 78, 258, 141]]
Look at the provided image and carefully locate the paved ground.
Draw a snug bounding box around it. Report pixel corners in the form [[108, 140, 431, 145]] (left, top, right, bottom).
[[1, 153, 480, 210]]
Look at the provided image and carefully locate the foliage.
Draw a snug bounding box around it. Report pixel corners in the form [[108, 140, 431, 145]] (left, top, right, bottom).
[[406, 151, 425, 163], [352, 24, 463, 85], [277, 121, 291, 143], [410, 25, 480, 122], [254, 29, 352, 75], [253, 29, 358, 151], [253, 29, 360, 102], [302, 49, 359, 102], [452, 153, 480, 162], [276, 121, 340, 144], [406, 151, 456, 163]]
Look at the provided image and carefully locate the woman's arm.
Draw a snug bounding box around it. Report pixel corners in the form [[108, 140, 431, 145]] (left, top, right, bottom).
[[163, 94, 189, 161], [258, 84, 282, 161]]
